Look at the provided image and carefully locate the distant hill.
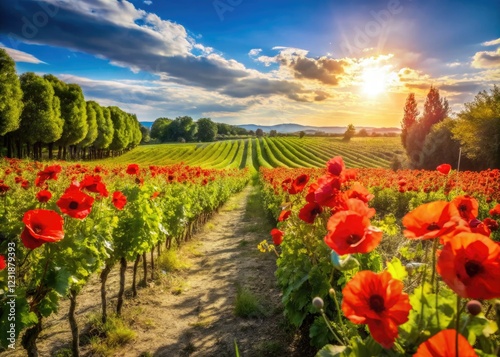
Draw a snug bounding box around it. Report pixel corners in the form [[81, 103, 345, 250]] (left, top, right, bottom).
[[237, 123, 401, 134], [139, 121, 401, 134]]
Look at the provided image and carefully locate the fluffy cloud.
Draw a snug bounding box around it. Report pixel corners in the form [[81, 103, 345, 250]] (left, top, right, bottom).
[[472, 48, 500, 69], [0, 44, 46, 63], [482, 38, 500, 47], [0, 0, 320, 102], [248, 48, 262, 57]]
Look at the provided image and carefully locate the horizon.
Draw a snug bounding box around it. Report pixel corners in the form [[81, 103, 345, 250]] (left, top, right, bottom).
[[1, 0, 499, 127]]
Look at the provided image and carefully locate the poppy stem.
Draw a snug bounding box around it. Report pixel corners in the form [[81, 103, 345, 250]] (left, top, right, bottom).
[[430, 239, 438, 291], [455, 295, 461, 357], [418, 242, 430, 330], [330, 287, 349, 344], [320, 309, 345, 346]]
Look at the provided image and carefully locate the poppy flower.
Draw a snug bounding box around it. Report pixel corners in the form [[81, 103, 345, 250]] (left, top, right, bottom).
[[270, 228, 284, 246], [327, 156, 345, 176], [451, 195, 479, 221], [345, 183, 374, 203], [325, 211, 382, 255], [489, 204, 500, 217], [468, 219, 491, 237], [289, 174, 310, 194], [299, 202, 323, 224], [413, 329, 477, 357], [436, 164, 452, 175], [402, 201, 460, 240], [80, 175, 109, 197], [437, 232, 500, 300], [314, 175, 342, 207], [281, 178, 292, 192], [0, 255, 6, 271], [345, 198, 375, 219], [126, 164, 140, 175], [482, 217, 498, 231], [36, 190, 52, 203], [278, 209, 291, 222], [57, 190, 95, 219], [112, 191, 127, 210], [20, 209, 64, 250], [0, 183, 10, 195], [341, 270, 411, 349]]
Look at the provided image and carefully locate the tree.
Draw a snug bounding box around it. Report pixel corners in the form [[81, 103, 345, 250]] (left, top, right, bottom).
[[150, 117, 172, 142], [44, 75, 88, 159], [197, 118, 218, 142], [78, 101, 99, 158], [420, 86, 449, 134], [0, 48, 23, 137], [416, 119, 462, 169], [452, 85, 500, 169], [15, 73, 63, 159], [357, 128, 369, 137], [299, 131, 305, 138], [165, 116, 196, 142], [93, 105, 114, 158], [255, 128, 264, 137], [140, 125, 150, 144], [217, 122, 231, 136], [342, 124, 356, 142], [269, 129, 277, 137], [108, 106, 130, 153], [400, 93, 419, 149]]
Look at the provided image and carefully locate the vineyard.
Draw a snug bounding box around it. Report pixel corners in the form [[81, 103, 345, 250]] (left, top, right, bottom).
[[1, 137, 500, 357], [105, 137, 402, 171]]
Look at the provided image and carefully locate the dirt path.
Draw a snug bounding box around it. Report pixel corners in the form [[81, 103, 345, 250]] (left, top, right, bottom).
[[7, 185, 313, 357]]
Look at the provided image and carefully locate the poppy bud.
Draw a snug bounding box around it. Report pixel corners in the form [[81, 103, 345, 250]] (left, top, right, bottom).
[[329, 288, 336, 298], [466, 300, 482, 316], [312, 297, 324, 309]]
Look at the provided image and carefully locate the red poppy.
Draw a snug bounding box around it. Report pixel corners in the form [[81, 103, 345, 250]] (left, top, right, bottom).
[[36, 190, 52, 203], [281, 178, 292, 192], [0, 255, 6, 271], [413, 329, 477, 357], [112, 191, 127, 210], [489, 204, 500, 217], [402, 201, 460, 240], [57, 190, 95, 219], [437, 232, 500, 300], [436, 163, 452, 175], [278, 209, 291, 222], [451, 195, 479, 221], [345, 183, 374, 203], [270, 228, 284, 246], [0, 183, 10, 195], [327, 156, 345, 176], [325, 211, 382, 255], [467, 219, 491, 237], [20, 209, 64, 250], [298, 202, 323, 224], [80, 175, 109, 197], [36, 164, 62, 184], [314, 175, 342, 207], [341, 270, 411, 349], [289, 174, 310, 194], [345, 198, 375, 219], [126, 164, 140, 175], [483, 217, 498, 231]]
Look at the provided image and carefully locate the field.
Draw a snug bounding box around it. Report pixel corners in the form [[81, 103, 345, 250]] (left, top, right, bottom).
[[1, 136, 499, 357], [105, 137, 403, 171]]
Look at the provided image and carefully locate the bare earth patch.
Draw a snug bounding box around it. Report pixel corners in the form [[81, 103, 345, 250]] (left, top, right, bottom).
[[5, 185, 315, 357]]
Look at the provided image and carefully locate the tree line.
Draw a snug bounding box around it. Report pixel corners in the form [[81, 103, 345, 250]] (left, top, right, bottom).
[[0, 49, 143, 160], [149, 117, 251, 143], [401, 85, 500, 171]]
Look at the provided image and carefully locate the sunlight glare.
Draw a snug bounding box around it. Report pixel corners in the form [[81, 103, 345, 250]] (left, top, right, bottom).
[[362, 68, 387, 96]]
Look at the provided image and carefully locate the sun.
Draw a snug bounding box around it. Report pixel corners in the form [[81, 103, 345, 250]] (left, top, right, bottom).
[[361, 68, 387, 96]]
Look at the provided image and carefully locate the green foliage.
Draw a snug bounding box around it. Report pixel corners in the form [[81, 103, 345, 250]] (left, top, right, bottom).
[[196, 117, 218, 142], [108, 106, 131, 151], [17, 72, 64, 144], [44, 75, 88, 147], [165, 116, 197, 142], [452, 85, 500, 169], [234, 286, 266, 318], [79, 100, 99, 148], [93, 104, 114, 149], [342, 124, 356, 142], [0, 48, 23, 136], [401, 93, 419, 149]]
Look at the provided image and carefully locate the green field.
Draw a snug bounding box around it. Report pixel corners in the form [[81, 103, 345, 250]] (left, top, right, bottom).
[[102, 137, 403, 170]]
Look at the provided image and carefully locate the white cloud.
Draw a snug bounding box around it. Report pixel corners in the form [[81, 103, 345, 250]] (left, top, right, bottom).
[[143, 0, 152, 5], [446, 61, 462, 68], [0, 44, 46, 64], [472, 48, 500, 69], [248, 48, 262, 57], [482, 38, 500, 47]]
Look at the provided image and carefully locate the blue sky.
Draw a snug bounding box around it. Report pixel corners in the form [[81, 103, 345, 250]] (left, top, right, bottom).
[[0, 0, 499, 127]]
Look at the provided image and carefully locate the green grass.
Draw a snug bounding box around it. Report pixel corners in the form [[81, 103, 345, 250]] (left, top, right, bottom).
[[86, 313, 136, 356], [234, 286, 267, 318], [95, 136, 403, 170]]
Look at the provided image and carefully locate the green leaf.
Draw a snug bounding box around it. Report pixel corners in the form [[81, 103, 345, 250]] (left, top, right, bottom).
[[386, 257, 407, 281], [316, 344, 347, 357]]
